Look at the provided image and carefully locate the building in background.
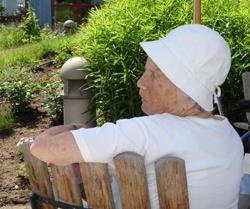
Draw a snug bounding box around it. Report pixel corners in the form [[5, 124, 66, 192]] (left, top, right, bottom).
[[1, 0, 25, 15], [0, 0, 102, 27], [29, 0, 52, 27]]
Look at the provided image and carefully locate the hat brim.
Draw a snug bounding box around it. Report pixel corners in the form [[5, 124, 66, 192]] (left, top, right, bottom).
[[140, 40, 213, 112]]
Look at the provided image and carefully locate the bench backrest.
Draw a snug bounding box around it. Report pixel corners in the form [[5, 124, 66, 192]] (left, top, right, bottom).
[[22, 142, 189, 209], [242, 72, 250, 124]]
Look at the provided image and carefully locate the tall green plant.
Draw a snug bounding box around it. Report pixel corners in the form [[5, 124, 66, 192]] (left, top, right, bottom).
[[19, 6, 40, 42], [74, 0, 249, 123], [201, 0, 250, 120]]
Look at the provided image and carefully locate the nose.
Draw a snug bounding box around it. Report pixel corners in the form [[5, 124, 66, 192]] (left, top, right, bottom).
[[137, 73, 146, 90]]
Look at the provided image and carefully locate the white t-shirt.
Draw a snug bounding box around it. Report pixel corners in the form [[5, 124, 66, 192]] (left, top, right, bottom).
[[71, 113, 244, 209]]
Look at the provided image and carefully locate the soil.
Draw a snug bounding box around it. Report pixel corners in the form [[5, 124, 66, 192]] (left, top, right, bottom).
[[0, 62, 56, 207], [0, 108, 51, 206]]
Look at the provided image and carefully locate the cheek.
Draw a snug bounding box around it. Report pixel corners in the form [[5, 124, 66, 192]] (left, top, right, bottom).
[[160, 85, 178, 106]]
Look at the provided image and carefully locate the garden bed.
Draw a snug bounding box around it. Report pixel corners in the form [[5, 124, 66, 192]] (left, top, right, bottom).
[[0, 104, 52, 206], [0, 65, 56, 207]]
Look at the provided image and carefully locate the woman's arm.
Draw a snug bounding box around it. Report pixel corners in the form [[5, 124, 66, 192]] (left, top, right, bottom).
[[30, 123, 87, 165]]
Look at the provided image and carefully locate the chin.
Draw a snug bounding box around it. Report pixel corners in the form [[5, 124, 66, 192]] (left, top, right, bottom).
[[141, 104, 152, 115]]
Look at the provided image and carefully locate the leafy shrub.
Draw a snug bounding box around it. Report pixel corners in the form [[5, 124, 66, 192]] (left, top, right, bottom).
[[19, 6, 40, 42], [42, 70, 64, 124], [0, 104, 14, 134], [0, 67, 39, 115], [75, 0, 249, 123]]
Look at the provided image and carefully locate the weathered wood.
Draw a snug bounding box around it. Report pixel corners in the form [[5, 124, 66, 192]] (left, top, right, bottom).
[[193, 0, 201, 24], [243, 72, 250, 124], [21, 142, 53, 209], [155, 156, 189, 209], [23, 143, 190, 209], [79, 162, 115, 209], [50, 163, 82, 206], [114, 152, 150, 209]]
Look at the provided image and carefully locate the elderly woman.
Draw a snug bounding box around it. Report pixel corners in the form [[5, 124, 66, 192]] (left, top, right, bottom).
[[31, 24, 243, 209]]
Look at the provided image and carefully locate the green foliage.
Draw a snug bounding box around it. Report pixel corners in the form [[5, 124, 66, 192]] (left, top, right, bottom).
[[201, 0, 250, 120], [0, 24, 25, 50], [0, 36, 73, 71], [19, 6, 40, 42], [0, 104, 14, 134], [0, 4, 5, 16], [0, 67, 39, 115], [42, 70, 64, 124], [17, 163, 28, 180], [74, 0, 250, 123], [53, 38, 75, 67]]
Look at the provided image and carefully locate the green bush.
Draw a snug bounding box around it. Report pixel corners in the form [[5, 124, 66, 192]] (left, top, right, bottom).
[[0, 104, 14, 134], [74, 0, 249, 123], [42, 70, 64, 124], [19, 6, 40, 43], [0, 67, 39, 115]]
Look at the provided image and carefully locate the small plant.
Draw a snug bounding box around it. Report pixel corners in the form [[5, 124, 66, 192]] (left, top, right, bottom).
[[19, 6, 40, 42], [0, 104, 14, 134], [0, 67, 39, 116], [1, 81, 36, 115], [17, 163, 28, 180], [42, 70, 64, 124]]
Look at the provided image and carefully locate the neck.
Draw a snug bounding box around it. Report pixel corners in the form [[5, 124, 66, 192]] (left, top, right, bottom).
[[174, 103, 217, 119]]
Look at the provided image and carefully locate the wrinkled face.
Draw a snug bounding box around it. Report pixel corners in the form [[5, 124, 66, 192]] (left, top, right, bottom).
[[137, 57, 178, 115]]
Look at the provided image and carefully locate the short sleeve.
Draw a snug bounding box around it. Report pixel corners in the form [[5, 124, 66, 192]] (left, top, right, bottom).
[[71, 118, 148, 163]]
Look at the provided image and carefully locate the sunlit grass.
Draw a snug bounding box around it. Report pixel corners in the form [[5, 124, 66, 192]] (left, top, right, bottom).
[[0, 36, 75, 71]]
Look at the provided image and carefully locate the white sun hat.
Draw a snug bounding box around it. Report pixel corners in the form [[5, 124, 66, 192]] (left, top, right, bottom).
[[140, 24, 231, 112]]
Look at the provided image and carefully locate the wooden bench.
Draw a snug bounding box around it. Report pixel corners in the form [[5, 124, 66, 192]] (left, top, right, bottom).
[[22, 142, 189, 209]]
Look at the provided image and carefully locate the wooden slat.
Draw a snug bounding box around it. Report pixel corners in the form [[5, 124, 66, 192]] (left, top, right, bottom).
[[234, 122, 249, 131], [50, 164, 82, 206], [155, 156, 189, 209], [21, 142, 53, 209], [193, 0, 201, 24], [114, 152, 150, 209], [242, 72, 250, 123], [79, 162, 114, 209]]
